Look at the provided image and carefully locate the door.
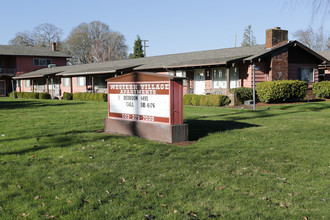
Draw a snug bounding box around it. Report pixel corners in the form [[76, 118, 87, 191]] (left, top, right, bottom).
[[54, 77, 60, 98], [194, 69, 205, 94], [49, 77, 61, 99], [0, 80, 6, 96]]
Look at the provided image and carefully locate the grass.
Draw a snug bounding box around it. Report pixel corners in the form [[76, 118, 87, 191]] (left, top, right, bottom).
[[0, 97, 329, 219]]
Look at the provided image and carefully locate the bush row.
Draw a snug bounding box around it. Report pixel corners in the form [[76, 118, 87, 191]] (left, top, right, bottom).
[[9, 92, 51, 99], [183, 94, 231, 107], [72, 92, 107, 102], [256, 80, 308, 103], [312, 81, 330, 98]]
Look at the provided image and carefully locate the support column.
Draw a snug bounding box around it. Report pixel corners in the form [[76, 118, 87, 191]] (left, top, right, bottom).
[[31, 79, 34, 92], [70, 77, 73, 94], [46, 78, 49, 93], [226, 67, 230, 94], [92, 75, 95, 93]]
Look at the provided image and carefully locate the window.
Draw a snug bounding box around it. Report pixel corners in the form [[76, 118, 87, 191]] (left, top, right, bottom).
[[212, 68, 227, 89], [300, 68, 314, 82], [176, 70, 187, 77], [62, 77, 71, 87], [24, 79, 31, 87], [76, 77, 86, 86], [0, 59, 3, 66], [33, 58, 52, 66], [318, 69, 325, 82]]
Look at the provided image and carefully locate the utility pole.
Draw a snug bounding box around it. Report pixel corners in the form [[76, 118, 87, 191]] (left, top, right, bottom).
[[252, 63, 256, 111], [234, 34, 237, 47], [142, 40, 149, 57]]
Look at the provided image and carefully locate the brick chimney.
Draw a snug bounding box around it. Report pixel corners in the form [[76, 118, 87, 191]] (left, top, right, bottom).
[[266, 27, 288, 49], [51, 42, 57, 51]]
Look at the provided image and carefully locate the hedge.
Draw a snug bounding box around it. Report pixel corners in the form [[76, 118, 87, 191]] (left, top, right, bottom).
[[256, 80, 308, 103], [9, 91, 17, 98], [63, 92, 73, 100], [312, 81, 330, 98], [72, 92, 107, 102], [229, 87, 254, 105], [9, 92, 52, 99], [39, 93, 51, 99], [183, 94, 194, 105], [183, 94, 231, 107]]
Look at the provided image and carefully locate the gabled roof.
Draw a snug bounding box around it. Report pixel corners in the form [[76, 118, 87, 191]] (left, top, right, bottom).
[[13, 41, 330, 80], [318, 51, 330, 61], [245, 41, 329, 64], [0, 45, 70, 58]]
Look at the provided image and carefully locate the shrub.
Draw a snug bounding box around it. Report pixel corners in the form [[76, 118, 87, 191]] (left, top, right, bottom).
[[63, 92, 73, 100], [21, 92, 39, 99], [9, 91, 18, 98], [39, 93, 51, 99], [191, 95, 201, 106], [95, 93, 107, 102], [230, 87, 254, 105], [73, 92, 107, 102], [184, 94, 231, 107], [73, 92, 84, 101], [218, 95, 231, 106], [17, 92, 24, 98], [199, 95, 208, 106], [183, 94, 194, 105], [312, 81, 330, 98], [256, 80, 307, 103]]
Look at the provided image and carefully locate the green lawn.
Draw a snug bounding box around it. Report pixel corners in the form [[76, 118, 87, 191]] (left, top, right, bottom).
[[0, 97, 329, 219]]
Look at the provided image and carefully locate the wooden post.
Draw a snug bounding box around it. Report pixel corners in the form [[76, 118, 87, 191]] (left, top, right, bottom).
[[31, 79, 34, 92], [46, 78, 49, 93], [92, 75, 95, 93], [70, 77, 73, 94], [226, 67, 230, 94]]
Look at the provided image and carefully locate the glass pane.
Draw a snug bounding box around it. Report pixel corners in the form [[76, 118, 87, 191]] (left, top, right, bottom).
[[212, 68, 227, 89], [301, 68, 313, 82]]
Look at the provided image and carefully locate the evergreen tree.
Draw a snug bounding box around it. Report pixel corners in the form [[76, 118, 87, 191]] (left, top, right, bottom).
[[241, 25, 257, 47], [130, 35, 144, 58]]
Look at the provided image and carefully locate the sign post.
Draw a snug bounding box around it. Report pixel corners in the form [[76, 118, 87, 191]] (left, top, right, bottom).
[[104, 72, 188, 143]]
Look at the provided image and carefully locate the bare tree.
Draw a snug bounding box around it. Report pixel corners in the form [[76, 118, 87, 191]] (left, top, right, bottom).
[[9, 23, 63, 48], [327, 37, 330, 50], [33, 23, 63, 47], [290, 0, 330, 22], [293, 26, 328, 51], [9, 31, 36, 46], [64, 21, 128, 64]]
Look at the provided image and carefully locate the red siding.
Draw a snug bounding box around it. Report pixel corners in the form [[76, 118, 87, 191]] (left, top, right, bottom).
[[15, 56, 67, 76], [240, 62, 268, 89], [289, 63, 319, 88]]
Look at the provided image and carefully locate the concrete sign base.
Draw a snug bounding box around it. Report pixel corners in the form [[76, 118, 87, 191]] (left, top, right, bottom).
[[104, 118, 188, 143]]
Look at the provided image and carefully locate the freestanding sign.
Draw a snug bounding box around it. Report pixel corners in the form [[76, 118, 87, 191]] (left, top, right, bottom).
[[104, 72, 188, 143]]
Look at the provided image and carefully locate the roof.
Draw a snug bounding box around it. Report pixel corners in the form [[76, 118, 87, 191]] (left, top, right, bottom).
[[318, 51, 330, 60], [106, 72, 185, 82], [0, 45, 70, 58], [14, 41, 330, 80]]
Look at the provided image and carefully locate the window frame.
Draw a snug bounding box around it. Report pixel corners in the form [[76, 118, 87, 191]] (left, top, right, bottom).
[[24, 79, 31, 87], [76, 76, 86, 87], [33, 58, 52, 66], [299, 67, 314, 83], [62, 77, 71, 87]]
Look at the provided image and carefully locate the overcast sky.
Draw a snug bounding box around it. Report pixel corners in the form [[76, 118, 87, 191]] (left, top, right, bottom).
[[1, 0, 329, 56]]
